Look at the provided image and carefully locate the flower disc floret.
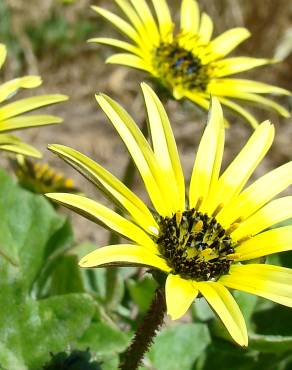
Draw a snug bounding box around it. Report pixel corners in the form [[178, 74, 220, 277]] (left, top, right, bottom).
[[153, 40, 210, 92], [157, 209, 235, 281]]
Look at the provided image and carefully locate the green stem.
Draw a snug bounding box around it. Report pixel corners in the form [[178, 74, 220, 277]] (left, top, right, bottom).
[[105, 117, 148, 309], [119, 288, 166, 370]]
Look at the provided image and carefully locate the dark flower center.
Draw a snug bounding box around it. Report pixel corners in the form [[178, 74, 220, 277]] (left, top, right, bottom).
[[157, 209, 236, 281], [153, 41, 210, 92]]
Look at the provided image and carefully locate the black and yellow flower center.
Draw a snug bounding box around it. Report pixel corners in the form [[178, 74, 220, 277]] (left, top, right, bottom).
[[153, 41, 210, 92], [157, 209, 236, 281]]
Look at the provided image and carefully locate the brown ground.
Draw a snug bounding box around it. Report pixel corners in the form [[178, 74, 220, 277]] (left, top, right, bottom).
[[2, 0, 292, 245]]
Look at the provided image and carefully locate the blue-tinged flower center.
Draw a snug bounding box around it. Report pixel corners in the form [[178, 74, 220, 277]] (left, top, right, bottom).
[[153, 41, 210, 92], [157, 209, 236, 281]]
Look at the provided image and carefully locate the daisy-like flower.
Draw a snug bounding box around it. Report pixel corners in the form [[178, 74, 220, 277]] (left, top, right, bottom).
[[11, 155, 79, 195], [47, 83, 292, 346], [89, 0, 290, 128], [0, 43, 68, 157]]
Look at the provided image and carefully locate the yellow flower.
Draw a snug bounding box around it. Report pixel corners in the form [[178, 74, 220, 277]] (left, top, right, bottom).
[[11, 155, 79, 195], [0, 44, 68, 157], [89, 0, 290, 128], [47, 83, 292, 346]]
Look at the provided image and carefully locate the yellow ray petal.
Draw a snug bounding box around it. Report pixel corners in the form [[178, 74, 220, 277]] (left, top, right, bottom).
[[209, 78, 291, 96], [0, 44, 7, 69], [217, 97, 258, 129], [235, 226, 292, 261], [91, 6, 141, 44], [129, 0, 160, 44], [96, 93, 171, 216], [218, 161, 292, 226], [0, 115, 62, 133], [141, 83, 185, 212], [198, 282, 248, 346], [180, 0, 200, 35], [0, 134, 41, 157], [232, 196, 292, 241], [198, 12, 213, 43], [210, 28, 251, 59], [0, 76, 42, 103], [151, 0, 173, 40], [106, 53, 151, 72], [114, 0, 156, 46], [220, 264, 292, 308], [0, 94, 68, 121], [79, 243, 170, 271], [88, 37, 142, 56], [233, 92, 290, 118], [207, 121, 274, 215], [183, 90, 210, 109], [46, 193, 157, 250], [165, 274, 198, 320], [48, 144, 158, 233], [213, 57, 272, 78], [189, 97, 224, 210]]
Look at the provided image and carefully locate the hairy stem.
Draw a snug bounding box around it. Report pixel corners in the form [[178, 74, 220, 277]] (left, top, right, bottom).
[[119, 288, 166, 370]]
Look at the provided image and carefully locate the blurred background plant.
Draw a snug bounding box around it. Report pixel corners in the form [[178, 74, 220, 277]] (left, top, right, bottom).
[[1, 1, 292, 369]]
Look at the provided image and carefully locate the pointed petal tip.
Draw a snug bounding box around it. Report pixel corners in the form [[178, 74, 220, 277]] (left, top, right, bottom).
[[79, 256, 91, 268]]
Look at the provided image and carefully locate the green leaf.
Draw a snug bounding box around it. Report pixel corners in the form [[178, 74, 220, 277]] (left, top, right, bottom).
[[233, 291, 258, 330], [127, 276, 157, 313], [77, 322, 130, 356], [249, 333, 292, 354], [20, 294, 96, 369], [194, 339, 265, 370], [0, 170, 97, 369], [148, 323, 211, 370], [0, 169, 71, 290], [192, 298, 214, 322], [49, 254, 85, 295]]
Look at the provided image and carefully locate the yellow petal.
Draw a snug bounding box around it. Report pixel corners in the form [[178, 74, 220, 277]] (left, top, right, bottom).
[[150, 0, 173, 40], [88, 37, 142, 56], [189, 97, 224, 210], [128, 0, 159, 44], [106, 53, 151, 72], [235, 226, 292, 261], [96, 93, 171, 216], [0, 94, 68, 120], [91, 6, 141, 44], [141, 83, 185, 212], [0, 76, 42, 103], [232, 196, 292, 241], [219, 161, 292, 226], [0, 44, 7, 69], [0, 115, 62, 133], [45, 193, 157, 250], [232, 92, 290, 118], [180, 0, 200, 35], [198, 12, 213, 43], [0, 134, 41, 157], [207, 121, 274, 215], [47, 144, 158, 233], [209, 78, 291, 96], [217, 97, 258, 129], [220, 264, 292, 308], [114, 0, 157, 46], [210, 28, 251, 58], [213, 57, 272, 78], [183, 90, 210, 109], [165, 274, 198, 320], [198, 282, 248, 346], [79, 243, 170, 271]]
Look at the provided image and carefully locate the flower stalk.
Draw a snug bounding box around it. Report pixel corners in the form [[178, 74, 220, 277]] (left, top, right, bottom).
[[119, 288, 166, 370]]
